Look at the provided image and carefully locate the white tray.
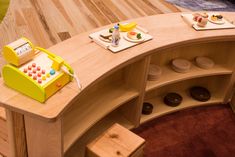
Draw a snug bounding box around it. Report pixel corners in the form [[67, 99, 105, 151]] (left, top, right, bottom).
[[89, 26, 153, 53], [181, 13, 235, 31]]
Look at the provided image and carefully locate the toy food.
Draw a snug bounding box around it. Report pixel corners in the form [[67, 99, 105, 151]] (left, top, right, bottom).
[[209, 14, 225, 24], [127, 31, 142, 40], [164, 93, 183, 107], [142, 102, 154, 115], [109, 28, 114, 33], [197, 16, 208, 27], [171, 58, 191, 73], [111, 25, 121, 47], [211, 14, 223, 21], [195, 56, 214, 69], [201, 12, 209, 18], [119, 22, 137, 32], [99, 32, 112, 42], [193, 13, 208, 21], [147, 64, 162, 81], [190, 86, 211, 102]]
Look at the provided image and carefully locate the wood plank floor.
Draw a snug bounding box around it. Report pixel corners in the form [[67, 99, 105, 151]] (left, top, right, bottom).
[[0, 0, 189, 49], [0, 0, 189, 70], [0, 1, 189, 156]]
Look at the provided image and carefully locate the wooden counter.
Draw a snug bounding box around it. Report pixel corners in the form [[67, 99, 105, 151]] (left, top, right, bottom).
[[1, 12, 235, 157], [1, 12, 235, 121]]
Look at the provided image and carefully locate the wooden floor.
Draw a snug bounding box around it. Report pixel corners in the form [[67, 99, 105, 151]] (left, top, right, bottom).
[[0, 0, 189, 52], [0, 0, 189, 156]]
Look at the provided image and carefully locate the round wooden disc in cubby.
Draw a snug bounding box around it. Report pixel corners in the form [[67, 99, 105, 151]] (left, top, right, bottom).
[[147, 64, 162, 81], [195, 56, 215, 69], [171, 58, 191, 73]]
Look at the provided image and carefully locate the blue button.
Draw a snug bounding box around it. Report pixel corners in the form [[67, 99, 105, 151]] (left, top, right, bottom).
[[50, 69, 55, 75]]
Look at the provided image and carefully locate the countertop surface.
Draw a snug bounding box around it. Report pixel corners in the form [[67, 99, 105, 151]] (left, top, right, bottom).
[[1, 12, 235, 122]]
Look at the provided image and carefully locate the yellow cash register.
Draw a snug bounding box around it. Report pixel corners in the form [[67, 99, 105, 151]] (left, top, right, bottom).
[[2, 37, 77, 102]]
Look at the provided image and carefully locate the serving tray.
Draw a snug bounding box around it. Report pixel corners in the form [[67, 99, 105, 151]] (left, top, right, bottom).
[[181, 13, 235, 31], [89, 26, 153, 53]]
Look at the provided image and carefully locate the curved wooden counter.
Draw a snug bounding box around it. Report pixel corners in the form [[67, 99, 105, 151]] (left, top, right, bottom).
[[1, 12, 235, 121], [1, 12, 235, 157]]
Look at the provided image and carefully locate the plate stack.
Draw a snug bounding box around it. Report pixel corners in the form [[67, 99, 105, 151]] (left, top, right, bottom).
[[147, 64, 162, 81], [171, 58, 191, 73], [195, 56, 214, 69]]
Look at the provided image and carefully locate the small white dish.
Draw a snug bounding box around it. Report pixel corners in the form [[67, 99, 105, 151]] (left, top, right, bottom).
[[123, 32, 145, 43], [208, 16, 225, 25]]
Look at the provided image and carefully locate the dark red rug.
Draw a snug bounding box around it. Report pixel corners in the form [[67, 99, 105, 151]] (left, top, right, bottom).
[[133, 104, 235, 157]]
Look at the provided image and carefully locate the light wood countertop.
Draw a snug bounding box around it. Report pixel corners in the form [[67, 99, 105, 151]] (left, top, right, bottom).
[[0, 12, 235, 122]]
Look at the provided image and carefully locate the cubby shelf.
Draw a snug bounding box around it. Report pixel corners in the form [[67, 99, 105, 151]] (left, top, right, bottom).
[[65, 110, 134, 156], [146, 64, 232, 92], [63, 83, 138, 152], [141, 90, 224, 123]]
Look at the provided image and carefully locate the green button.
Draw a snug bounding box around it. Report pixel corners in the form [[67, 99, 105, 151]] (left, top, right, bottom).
[[50, 69, 55, 75]]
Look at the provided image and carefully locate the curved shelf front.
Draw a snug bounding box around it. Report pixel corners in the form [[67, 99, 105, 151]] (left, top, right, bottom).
[[65, 110, 135, 156], [63, 83, 138, 152]]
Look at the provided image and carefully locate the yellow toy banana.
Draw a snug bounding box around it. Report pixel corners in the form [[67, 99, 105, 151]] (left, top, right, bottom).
[[119, 22, 137, 32]]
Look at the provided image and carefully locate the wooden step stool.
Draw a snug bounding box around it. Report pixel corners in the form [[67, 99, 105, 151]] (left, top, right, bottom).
[[86, 123, 145, 157]]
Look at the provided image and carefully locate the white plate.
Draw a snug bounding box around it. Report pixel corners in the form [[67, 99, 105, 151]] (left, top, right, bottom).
[[208, 16, 225, 25], [123, 32, 145, 43]]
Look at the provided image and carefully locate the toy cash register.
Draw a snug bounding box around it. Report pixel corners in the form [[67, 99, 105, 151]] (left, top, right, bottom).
[[2, 37, 76, 102]]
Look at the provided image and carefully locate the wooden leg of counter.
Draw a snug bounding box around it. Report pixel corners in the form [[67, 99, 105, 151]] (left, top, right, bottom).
[[24, 116, 63, 157], [6, 109, 27, 157]]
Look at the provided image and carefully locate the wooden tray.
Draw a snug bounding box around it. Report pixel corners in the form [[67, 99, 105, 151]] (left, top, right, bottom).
[[89, 26, 153, 53], [181, 13, 235, 31]]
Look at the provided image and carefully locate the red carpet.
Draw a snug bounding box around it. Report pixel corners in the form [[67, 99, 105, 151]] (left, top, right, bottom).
[[133, 104, 235, 157]]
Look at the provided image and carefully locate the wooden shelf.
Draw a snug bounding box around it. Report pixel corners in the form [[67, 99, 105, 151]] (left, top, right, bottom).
[[141, 90, 224, 123], [146, 64, 232, 92], [63, 83, 138, 152], [64, 110, 134, 157]]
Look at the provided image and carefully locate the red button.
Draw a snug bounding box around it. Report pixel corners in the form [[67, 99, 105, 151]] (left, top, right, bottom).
[[56, 83, 62, 88], [33, 69, 37, 74], [38, 79, 42, 84], [33, 75, 37, 80], [23, 68, 27, 73], [37, 72, 41, 77], [42, 69, 46, 74], [28, 65, 32, 70], [32, 63, 36, 67], [28, 72, 32, 77], [37, 66, 41, 71]]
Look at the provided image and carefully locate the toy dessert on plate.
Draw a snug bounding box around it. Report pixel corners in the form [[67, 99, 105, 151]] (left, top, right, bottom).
[[181, 12, 235, 31], [193, 13, 208, 27], [208, 14, 225, 24], [124, 31, 145, 43]]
